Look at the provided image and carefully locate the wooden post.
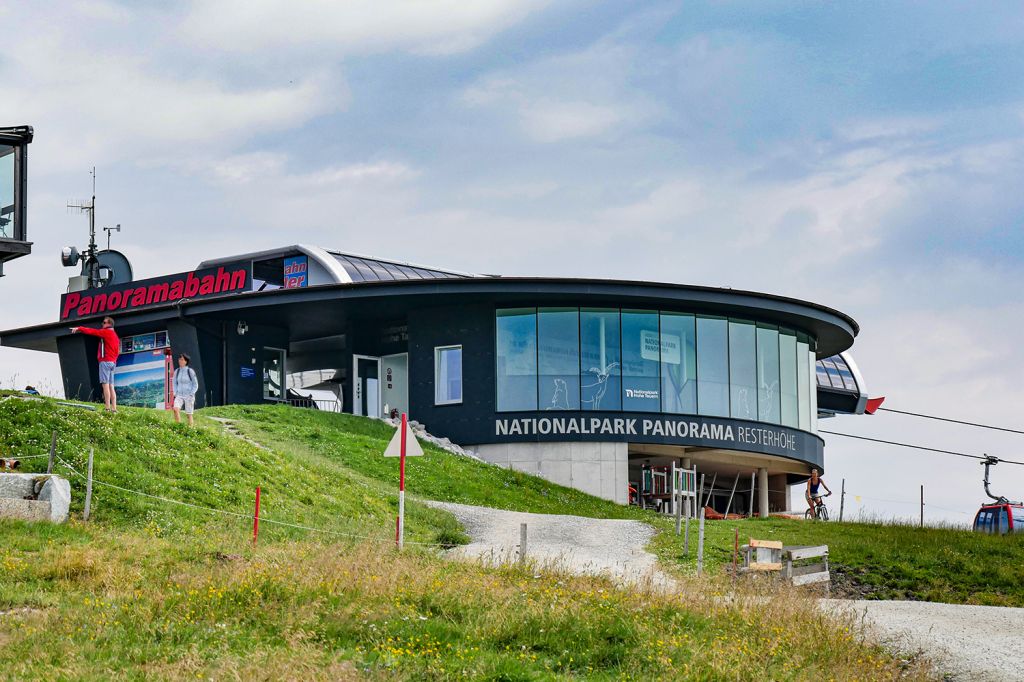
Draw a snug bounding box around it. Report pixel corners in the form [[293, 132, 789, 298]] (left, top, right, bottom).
[[920, 484, 924, 528], [839, 478, 846, 522], [748, 471, 755, 518], [696, 509, 706, 575], [252, 486, 261, 545], [723, 473, 739, 519], [675, 476, 683, 536], [83, 447, 94, 521], [46, 430, 56, 474], [732, 527, 738, 584], [519, 523, 528, 563], [697, 473, 705, 515]]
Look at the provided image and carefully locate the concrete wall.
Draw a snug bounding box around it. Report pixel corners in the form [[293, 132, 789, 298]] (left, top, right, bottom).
[[469, 441, 628, 504]]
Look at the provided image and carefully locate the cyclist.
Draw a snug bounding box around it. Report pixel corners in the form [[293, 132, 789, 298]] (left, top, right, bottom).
[[806, 468, 831, 518]]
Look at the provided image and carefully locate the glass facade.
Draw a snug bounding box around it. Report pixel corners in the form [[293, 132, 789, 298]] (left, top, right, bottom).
[[538, 308, 580, 410], [660, 313, 696, 414], [580, 309, 621, 411], [495, 307, 820, 432], [696, 317, 729, 417], [729, 321, 757, 420], [496, 308, 537, 411], [621, 310, 660, 412]]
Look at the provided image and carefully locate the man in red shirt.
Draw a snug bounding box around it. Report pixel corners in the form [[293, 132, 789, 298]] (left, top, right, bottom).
[[70, 316, 121, 413]]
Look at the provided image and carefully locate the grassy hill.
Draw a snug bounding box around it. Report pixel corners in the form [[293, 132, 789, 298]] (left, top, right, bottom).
[[0, 395, 929, 680], [654, 514, 1024, 607]]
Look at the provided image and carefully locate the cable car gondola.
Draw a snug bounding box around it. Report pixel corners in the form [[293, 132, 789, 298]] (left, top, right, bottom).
[[972, 456, 1024, 535]]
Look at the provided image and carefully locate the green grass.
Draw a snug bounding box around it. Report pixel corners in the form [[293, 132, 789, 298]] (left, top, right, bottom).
[[0, 395, 931, 679], [652, 515, 1024, 606], [203, 404, 651, 520]]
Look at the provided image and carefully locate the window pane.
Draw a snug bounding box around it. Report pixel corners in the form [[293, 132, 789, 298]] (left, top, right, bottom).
[[809, 349, 818, 432], [696, 317, 729, 416], [621, 310, 660, 412], [538, 308, 580, 410], [580, 308, 621, 411], [757, 326, 780, 424], [496, 308, 537, 411], [0, 148, 14, 239], [779, 331, 798, 427], [797, 340, 811, 430], [435, 347, 462, 404], [729, 321, 757, 420], [661, 313, 696, 414]]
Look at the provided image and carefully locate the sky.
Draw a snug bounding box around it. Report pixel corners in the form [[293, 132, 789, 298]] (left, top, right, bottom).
[[2, 1, 1023, 524]]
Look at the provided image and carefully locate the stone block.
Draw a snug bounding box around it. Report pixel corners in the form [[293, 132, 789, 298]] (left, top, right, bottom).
[[38, 477, 71, 523], [0, 473, 36, 500], [0, 498, 51, 522]]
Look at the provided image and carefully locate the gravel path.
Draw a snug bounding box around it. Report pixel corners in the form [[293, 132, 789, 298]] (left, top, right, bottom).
[[426, 501, 672, 587], [823, 599, 1024, 681]]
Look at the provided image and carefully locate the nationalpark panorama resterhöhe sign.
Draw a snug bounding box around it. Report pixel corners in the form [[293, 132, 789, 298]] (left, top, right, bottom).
[[60, 265, 252, 321]]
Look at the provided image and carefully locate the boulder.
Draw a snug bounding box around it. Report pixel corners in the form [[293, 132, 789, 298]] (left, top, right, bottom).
[[38, 477, 72, 523]]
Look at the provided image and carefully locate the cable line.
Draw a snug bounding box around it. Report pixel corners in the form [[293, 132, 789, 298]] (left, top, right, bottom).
[[877, 407, 1024, 436], [819, 429, 1024, 466]]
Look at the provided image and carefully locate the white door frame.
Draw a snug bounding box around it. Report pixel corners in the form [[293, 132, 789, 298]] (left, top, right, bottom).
[[352, 354, 382, 416], [263, 346, 287, 401]]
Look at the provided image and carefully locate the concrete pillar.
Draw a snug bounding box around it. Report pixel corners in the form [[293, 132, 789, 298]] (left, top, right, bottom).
[[758, 467, 769, 519], [768, 474, 789, 512]]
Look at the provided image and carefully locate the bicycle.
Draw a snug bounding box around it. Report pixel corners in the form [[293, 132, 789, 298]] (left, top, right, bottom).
[[805, 492, 832, 521]]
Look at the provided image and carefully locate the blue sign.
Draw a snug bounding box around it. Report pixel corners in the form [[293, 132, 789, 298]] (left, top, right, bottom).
[[283, 255, 308, 288], [241, 365, 256, 379]]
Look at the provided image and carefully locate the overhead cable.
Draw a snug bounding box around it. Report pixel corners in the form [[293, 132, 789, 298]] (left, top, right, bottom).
[[819, 429, 1024, 466], [877, 407, 1024, 436]]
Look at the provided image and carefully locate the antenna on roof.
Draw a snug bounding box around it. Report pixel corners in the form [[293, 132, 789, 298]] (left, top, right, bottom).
[[61, 168, 132, 291]]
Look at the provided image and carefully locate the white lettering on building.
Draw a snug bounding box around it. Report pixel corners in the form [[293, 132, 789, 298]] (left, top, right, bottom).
[[494, 417, 795, 450]]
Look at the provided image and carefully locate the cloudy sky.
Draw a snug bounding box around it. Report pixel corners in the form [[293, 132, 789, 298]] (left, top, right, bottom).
[[2, 1, 1023, 523]]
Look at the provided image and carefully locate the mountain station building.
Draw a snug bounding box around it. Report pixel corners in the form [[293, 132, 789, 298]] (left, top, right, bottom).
[[0, 244, 873, 514]]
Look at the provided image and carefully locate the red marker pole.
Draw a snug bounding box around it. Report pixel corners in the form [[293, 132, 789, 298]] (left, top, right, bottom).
[[396, 413, 407, 550], [253, 486, 261, 546]]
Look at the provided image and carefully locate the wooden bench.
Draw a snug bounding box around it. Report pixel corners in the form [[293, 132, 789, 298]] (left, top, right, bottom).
[[738, 540, 830, 593], [782, 545, 830, 592]]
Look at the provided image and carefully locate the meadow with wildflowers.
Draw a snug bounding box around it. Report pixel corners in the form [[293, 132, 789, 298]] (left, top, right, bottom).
[[0, 395, 936, 679]]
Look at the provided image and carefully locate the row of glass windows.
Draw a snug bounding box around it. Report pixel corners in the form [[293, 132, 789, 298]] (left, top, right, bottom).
[[496, 308, 819, 432]]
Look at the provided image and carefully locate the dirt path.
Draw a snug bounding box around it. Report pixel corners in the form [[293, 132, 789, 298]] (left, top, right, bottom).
[[823, 599, 1024, 681], [426, 501, 672, 587]]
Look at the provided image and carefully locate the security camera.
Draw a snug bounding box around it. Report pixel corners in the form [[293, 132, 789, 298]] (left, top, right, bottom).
[[237, 321, 248, 336]]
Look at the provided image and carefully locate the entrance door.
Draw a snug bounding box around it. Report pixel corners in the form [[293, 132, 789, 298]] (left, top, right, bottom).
[[380, 353, 409, 417], [353, 355, 381, 417], [263, 347, 287, 401]]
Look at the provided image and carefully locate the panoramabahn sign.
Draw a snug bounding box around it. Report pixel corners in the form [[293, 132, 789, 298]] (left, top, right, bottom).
[[60, 265, 252, 321]]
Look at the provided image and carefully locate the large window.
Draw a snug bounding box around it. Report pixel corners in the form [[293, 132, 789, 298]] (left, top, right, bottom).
[[779, 331, 798, 428], [435, 345, 463, 405], [729, 321, 757, 420], [696, 317, 729, 417], [621, 310, 660, 412], [661, 313, 696, 414], [496, 308, 537, 411], [538, 308, 580, 410], [0, 147, 14, 239], [580, 309, 621, 411], [756, 324, 781, 424], [796, 338, 811, 430], [494, 307, 820, 432]]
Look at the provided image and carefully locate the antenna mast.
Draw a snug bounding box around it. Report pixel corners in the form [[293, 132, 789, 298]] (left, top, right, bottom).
[[67, 168, 101, 288]]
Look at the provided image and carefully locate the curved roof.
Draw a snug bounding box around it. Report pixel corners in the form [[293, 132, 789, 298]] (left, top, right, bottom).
[[1, 248, 859, 358]]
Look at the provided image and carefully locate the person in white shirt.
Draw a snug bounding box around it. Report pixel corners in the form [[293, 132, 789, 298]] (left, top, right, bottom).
[[172, 353, 199, 426]]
